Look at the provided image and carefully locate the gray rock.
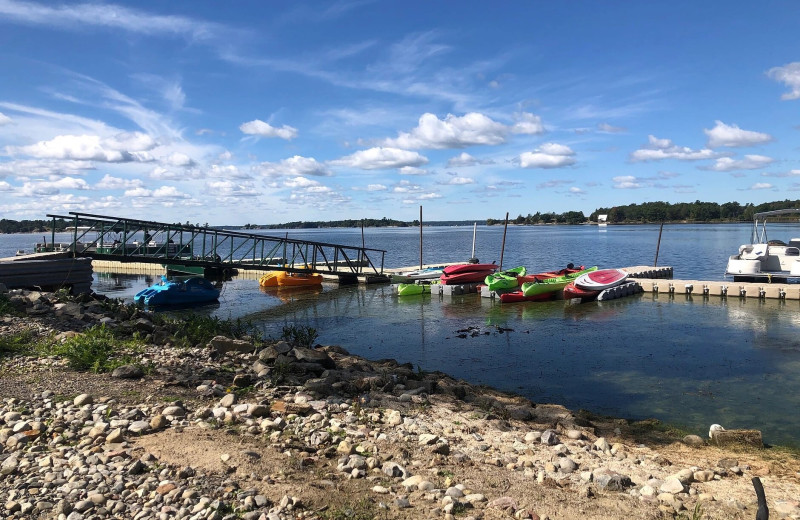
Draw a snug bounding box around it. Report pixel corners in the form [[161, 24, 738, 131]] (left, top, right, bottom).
[[74, 394, 93, 406], [683, 434, 705, 447], [112, 364, 144, 379], [660, 477, 686, 494], [162, 405, 186, 417], [209, 336, 254, 355], [540, 429, 559, 446], [382, 462, 409, 478], [291, 347, 336, 369], [594, 469, 632, 491], [219, 394, 237, 408]]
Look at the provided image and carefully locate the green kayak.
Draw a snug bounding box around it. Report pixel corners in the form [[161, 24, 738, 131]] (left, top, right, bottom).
[[397, 281, 439, 296], [521, 266, 598, 297], [484, 266, 526, 291]]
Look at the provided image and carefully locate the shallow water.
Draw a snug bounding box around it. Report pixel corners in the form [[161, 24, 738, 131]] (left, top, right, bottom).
[[4, 224, 800, 445]]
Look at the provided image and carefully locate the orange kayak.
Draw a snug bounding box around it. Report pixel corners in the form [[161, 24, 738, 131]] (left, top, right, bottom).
[[277, 272, 323, 287], [259, 271, 281, 287]]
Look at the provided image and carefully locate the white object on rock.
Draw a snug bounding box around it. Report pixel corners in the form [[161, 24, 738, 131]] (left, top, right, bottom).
[[709, 424, 725, 438]]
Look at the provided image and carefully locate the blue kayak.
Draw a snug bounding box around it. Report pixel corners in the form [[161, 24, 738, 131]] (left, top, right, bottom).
[[134, 277, 220, 306]]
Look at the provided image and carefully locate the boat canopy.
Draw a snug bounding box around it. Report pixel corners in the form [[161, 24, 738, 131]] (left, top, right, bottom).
[[749, 208, 800, 244]]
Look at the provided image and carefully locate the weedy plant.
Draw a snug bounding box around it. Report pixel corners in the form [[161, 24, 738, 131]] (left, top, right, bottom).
[[48, 324, 143, 373], [281, 324, 318, 348], [0, 329, 37, 358]]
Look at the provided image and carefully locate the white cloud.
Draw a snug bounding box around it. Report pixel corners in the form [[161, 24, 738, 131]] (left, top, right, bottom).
[[153, 186, 190, 198], [419, 192, 442, 200], [0, 181, 12, 191], [511, 112, 545, 135], [750, 183, 774, 190], [0, 159, 95, 178], [707, 154, 774, 172], [18, 177, 90, 196], [443, 176, 475, 185], [124, 187, 152, 197], [258, 156, 331, 177], [612, 176, 643, 189], [0, 112, 11, 126], [95, 174, 144, 190], [761, 169, 800, 178], [598, 122, 626, 133], [398, 166, 429, 175], [209, 164, 249, 179], [519, 142, 576, 169], [332, 147, 428, 170], [239, 119, 298, 140], [164, 152, 194, 167], [366, 184, 387, 191], [569, 186, 586, 194], [9, 132, 156, 162], [767, 62, 800, 100], [392, 180, 423, 193], [446, 152, 494, 167], [630, 135, 717, 162], [383, 112, 507, 149], [206, 180, 259, 198], [704, 121, 772, 148], [283, 176, 320, 189]]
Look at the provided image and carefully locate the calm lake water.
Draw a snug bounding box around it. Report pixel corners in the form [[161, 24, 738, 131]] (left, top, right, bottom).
[[3, 223, 800, 445]]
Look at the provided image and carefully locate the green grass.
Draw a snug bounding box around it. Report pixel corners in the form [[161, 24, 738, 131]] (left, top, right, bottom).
[[155, 314, 261, 348], [0, 329, 38, 357], [46, 325, 145, 373], [319, 496, 379, 520], [0, 294, 21, 317]]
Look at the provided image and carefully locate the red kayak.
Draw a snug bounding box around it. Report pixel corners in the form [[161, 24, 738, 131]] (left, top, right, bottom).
[[440, 269, 495, 285], [499, 291, 556, 303], [517, 264, 586, 284], [443, 263, 498, 275], [574, 268, 628, 290], [563, 281, 600, 302]]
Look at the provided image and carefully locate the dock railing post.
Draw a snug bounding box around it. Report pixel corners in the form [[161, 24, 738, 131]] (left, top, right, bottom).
[[499, 212, 509, 271], [654, 221, 664, 267]]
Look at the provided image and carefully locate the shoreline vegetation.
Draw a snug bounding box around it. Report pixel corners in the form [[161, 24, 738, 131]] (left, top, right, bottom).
[[4, 199, 800, 234], [2, 288, 800, 518]]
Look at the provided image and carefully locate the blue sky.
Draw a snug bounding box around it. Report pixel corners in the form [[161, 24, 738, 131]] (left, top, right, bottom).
[[1, 1, 799, 225]]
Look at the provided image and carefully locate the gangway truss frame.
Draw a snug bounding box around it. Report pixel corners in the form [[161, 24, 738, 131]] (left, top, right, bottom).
[[45, 212, 387, 278]]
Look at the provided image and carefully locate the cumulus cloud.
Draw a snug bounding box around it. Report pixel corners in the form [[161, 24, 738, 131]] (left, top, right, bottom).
[[163, 152, 195, 167], [0, 181, 12, 191], [568, 186, 586, 194], [761, 169, 800, 178], [706, 154, 774, 172], [750, 183, 774, 190], [519, 142, 576, 169], [511, 112, 545, 135], [124, 187, 152, 198], [767, 62, 800, 100], [332, 147, 428, 170], [446, 152, 494, 167], [153, 186, 190, 198], [630, 135, 717, 162], [392, 180, 423, 193], [366, 184, 387, 191], [257, 155, 331, 177], [239, 119, 298, 140], [442, 176, 475, 185], [0, 112, 11, 125], [95, 174, 144, 190], [0, 159, 95, 178], [704, 121, 773, 148], [383, 112, 508, 149], [612, 176, 643, 189], [9, 132, 156, 162], [18, 177, 90, 196]]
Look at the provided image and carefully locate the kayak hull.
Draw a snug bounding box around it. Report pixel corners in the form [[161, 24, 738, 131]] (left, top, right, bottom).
[[500, 291, 556, 303], [277, 272, 324, 287], [563, 281, 601, 302], [441, 270, 495, 284], [443, 263, 498, 275], [520, 266, 598, 297]]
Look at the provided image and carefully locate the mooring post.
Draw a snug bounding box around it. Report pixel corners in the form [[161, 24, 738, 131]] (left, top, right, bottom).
[[499, 212, 509, 271], [419, 205, 423, 269], [654, 221, 664, 267]]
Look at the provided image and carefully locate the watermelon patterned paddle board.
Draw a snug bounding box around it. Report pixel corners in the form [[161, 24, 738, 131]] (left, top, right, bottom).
[[573, 268, 628, 290]]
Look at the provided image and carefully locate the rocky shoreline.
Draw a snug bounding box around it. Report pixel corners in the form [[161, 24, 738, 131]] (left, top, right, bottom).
[[1, 287, 800, 520]]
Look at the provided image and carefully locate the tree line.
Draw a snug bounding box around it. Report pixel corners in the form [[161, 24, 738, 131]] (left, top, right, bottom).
[[488, 199, 800, 226], [0, 218, 70, 234]]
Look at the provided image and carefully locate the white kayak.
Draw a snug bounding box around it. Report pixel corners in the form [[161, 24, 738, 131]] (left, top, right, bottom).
[[390, 267, 444, 283], [574, 268, 628, 290]]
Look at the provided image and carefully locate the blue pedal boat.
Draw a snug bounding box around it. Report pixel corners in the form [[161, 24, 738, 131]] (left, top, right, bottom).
[[134, 276, 220, 306]]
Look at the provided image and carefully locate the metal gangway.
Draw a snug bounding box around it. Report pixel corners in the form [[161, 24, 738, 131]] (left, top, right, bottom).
[[43, 212, 388, 283]]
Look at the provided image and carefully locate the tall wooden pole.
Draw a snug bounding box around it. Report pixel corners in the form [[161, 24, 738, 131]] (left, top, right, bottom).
[[654, 221, 664, 267], [470, 222, 477, 262], [499, 212, 509, 271], [419, 206, 423, 269]]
